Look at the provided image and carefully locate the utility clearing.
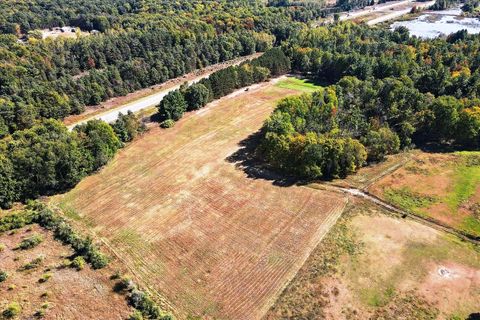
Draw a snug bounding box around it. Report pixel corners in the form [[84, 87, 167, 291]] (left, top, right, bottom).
[[52, 77, 347, 319]]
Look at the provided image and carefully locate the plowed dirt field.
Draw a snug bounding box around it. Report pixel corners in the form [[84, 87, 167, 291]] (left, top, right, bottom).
[[52, 78, 347, 319]]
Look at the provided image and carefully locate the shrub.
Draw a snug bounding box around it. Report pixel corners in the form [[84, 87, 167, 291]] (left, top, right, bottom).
[[27, 202, 109, 269], [0, 243, 5, 251], [0, 270, 8, 282], [160, 119, 175, 128], [38, 273, 52, 283], [128, 289, 172, 320], [129, 311, 144, 320], [0, 212, 34, 233], [34, 309, 45, 318], [87, 250, 109, 269], [17, 233, 43, 250], [19, 256, 44, 271], [2, 302, 21, 318], [71, 256, 85, 271], [114, 276, 135, 293], [110, 270, 121, 280]]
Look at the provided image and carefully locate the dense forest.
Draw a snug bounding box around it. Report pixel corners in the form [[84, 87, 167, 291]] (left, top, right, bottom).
[[257, 23, 480, 179]]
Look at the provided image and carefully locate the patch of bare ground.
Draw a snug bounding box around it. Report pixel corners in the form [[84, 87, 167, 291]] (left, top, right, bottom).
[[265, 199, 480, 319], [0, 225, 132, 319], [52, 79, 347, 319]]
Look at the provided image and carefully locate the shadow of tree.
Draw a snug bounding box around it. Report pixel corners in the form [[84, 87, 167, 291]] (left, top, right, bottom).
[[225, 130, 303, 187]]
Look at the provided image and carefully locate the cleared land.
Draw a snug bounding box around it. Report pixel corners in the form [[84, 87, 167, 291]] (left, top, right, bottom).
[[0, 224, 131, 319], [369, 151, 480, 238], [52, 77, 348, 319], [266, 200, 480, 319]]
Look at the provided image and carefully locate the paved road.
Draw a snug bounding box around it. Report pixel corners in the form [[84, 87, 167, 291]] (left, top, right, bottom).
[[67, 54, 261, 130]]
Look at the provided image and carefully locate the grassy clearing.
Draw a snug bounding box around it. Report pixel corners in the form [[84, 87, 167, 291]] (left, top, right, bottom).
[[370, 151, 480, 238], [383, 187, 437, 217], [267, 200, 480, 319], [274, 77, 321, 93], [446, 153, 480, 210]]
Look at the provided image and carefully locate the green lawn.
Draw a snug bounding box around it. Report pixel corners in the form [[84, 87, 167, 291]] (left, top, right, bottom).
[[274, 77, 321, 93]]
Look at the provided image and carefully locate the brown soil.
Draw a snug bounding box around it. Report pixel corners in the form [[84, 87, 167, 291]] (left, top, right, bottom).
[[0, 225, 132, 319], [53, 79, 347, 319]]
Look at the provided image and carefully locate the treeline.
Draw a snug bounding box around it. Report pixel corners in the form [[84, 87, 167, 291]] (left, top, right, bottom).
[[0, 112, 143, 209], [0, 0, 292, 34], [0, 29, 274, 137], [267, 0, 342, 22], [258, 23, 480, 179], [158, 48, 291, 126], [288, 23, 480, 100]]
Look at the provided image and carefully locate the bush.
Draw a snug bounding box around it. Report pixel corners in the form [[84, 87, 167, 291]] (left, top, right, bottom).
[[34, 309, 46, 318], [2, 302, 21, 318], [17, 233, 43, 250], [128, 289, 173, 320], [71, 256, 85, 271], [114, 277, 135, 293], [38, 273, 52, 283], [160, 119, 175, 128], [0, 270, 8, 282], [362, 127, 400, 162], [20, 256, 44, 271], [0, 212, 34, 233], [0, 243, 5, 252], [87, 250, 109, 269], [129, 311, 144, 320], [27, 202, 109, 269]]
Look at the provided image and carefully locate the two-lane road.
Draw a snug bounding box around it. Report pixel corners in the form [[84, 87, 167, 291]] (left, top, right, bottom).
[[67, 53, 262, 130]]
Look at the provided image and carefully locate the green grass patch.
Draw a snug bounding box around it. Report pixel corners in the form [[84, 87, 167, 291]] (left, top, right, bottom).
[[445, 152, 480, 211], [274, 77, 321, 93], [461, 216, 480, 238], [383, 187, 437, 217], [360, 286, 396, 307]]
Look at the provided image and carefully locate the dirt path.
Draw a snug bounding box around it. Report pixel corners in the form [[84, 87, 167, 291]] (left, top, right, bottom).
[[308, 183, 480, 245], [65, 53, 263, 129]]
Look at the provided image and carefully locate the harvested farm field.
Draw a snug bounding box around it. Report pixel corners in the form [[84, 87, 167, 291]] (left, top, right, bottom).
[[266, 200, 480, 319], [368, 151, 480, 238], [52, 77, 348, 319], [0, 224, 132, 319]]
